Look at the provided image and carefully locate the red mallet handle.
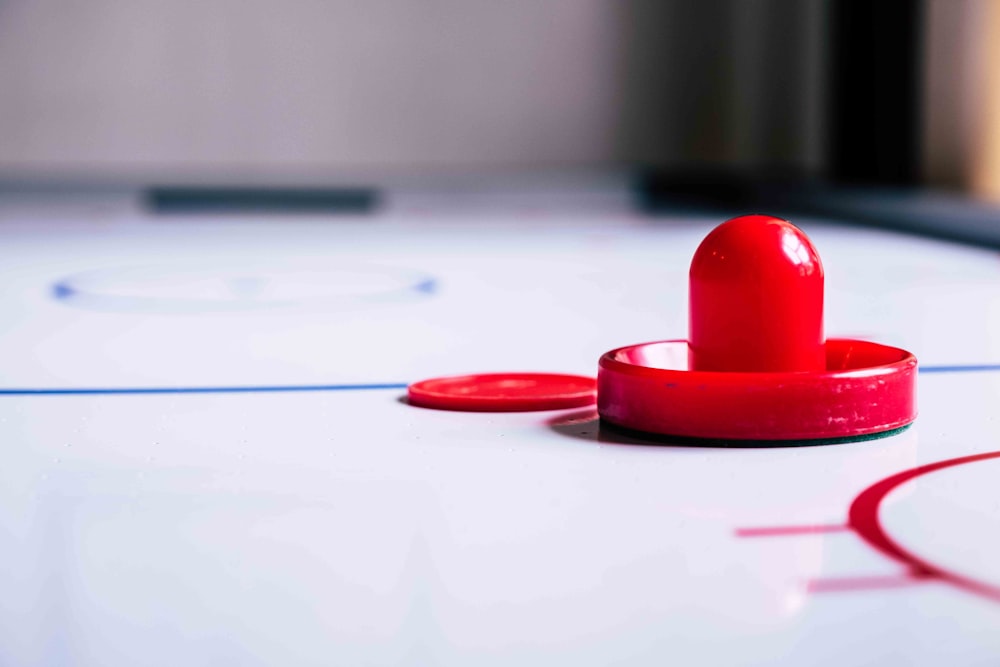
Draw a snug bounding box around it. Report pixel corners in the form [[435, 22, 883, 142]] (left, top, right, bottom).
[[688, 215, 825, 373]]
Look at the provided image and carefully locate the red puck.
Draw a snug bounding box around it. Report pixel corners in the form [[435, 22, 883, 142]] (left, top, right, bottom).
[[408, 373, 597, 412]]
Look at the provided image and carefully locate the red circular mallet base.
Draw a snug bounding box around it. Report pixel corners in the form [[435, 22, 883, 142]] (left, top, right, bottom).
[[597, 339, 917, 442]]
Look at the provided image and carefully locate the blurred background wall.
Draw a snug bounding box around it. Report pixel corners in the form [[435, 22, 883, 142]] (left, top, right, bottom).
[[0, 0, 825, 181], [0, 0, 996, 197]]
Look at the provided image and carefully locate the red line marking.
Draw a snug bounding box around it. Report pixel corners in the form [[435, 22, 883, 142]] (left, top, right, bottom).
[[849, 450, 1000, 603], [807, 572, 932, 594], [735, 524, 850, 538]]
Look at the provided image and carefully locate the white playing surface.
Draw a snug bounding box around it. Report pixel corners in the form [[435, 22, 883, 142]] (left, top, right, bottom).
[[1, 183, 999, 665]]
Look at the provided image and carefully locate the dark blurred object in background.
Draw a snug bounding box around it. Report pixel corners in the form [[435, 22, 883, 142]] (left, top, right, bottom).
[[828, 0, 923, 186]]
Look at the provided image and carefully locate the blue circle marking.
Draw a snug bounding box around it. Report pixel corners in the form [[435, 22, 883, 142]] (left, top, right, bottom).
[[51, 263, 437, 313]]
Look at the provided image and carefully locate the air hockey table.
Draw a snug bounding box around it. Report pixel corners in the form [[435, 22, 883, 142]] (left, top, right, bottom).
[[1, 178, 998, 665]]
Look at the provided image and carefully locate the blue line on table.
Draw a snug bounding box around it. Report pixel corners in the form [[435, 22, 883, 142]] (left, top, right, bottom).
[[0, 363, 995, 397], [919, 364, 1000, 374], [0, 383, 409, 396]]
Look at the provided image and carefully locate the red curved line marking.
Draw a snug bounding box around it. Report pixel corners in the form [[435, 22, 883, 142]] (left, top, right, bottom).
[[735, 524, 849, 537], [849, 450, 1000, 603], [807, 574, 929, 593]]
